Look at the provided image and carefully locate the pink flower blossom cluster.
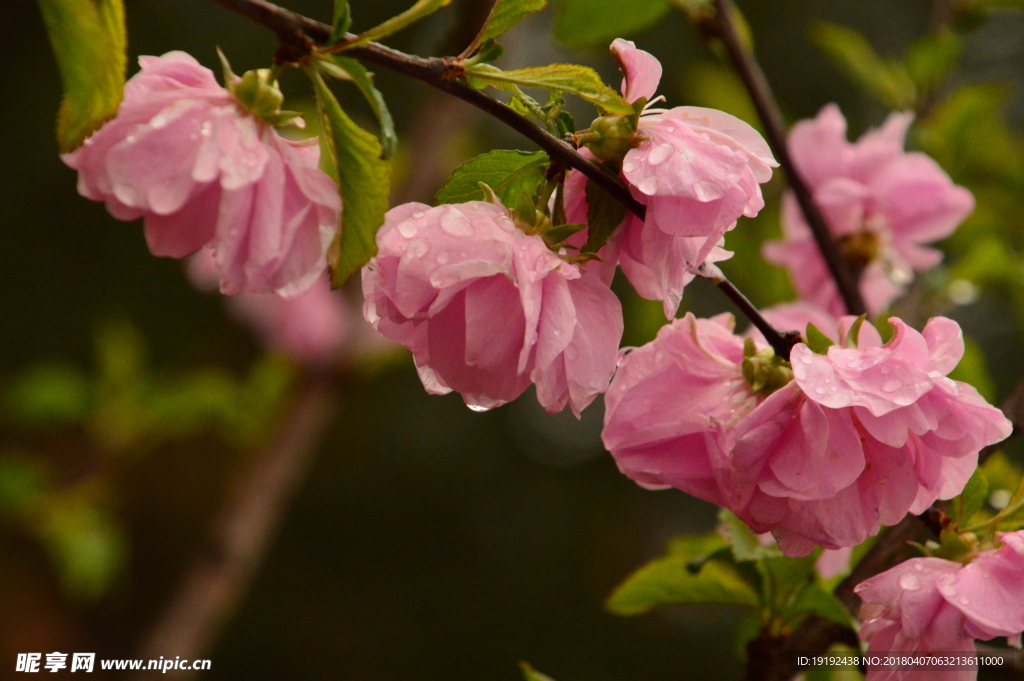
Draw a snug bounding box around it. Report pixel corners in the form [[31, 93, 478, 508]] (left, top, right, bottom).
[[362, 201, 623, 415], [602, 305, 1011, 555], [856, 532, 1024, 680], [764, 105, 974, 317], [64, 52, 340, 298], [565, 39, 777, 318]]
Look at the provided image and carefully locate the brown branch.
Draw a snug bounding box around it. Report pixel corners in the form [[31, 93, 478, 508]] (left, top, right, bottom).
[[707, 0, 867, 317], [132, 375, 336, 679], [208, 0, 801, 359]]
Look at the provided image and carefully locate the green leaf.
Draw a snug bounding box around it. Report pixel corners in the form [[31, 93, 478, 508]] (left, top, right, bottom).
[[805, 323, 835, 355], [330, 0, 353, 44], [520, 662, 557, 681], [309, 69, 391, 286], [784, 583, 853, 628], [0, 455, 49, 517], [554, 0, 670, 49], [581, 178, 627, 253], [4, 363, 91, 427], [757, 554, 817, 613], [465, 63, 633, 115], [434, 150, 548, 207], [543, 223, 587, 247], [323, 56, 397, 159], [469, 0, 548, 54], [954, 467, 989, 526], [38, 0, 127, 152], [606, 532, 760, 615], [810, 22, 916, 110], [342, 0, 453, 50], [718, 508, 779, 562], [905, 31, 961, 93], [844, 315, 867, 348]]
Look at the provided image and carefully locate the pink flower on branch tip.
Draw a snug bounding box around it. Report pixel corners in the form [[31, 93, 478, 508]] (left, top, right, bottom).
[[63, 52, 341, 298], [602, 308, 1011, 556], [764, 104, 974, 317], [362, 201, 623, 416], [855, 532, 1024, 680], [566, 39, 776, 318]]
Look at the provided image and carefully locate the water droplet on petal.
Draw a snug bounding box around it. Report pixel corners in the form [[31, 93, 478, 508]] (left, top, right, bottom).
[[413, 211, 425, 219], [882, 380, 901, 393], [150, 113, 168, 129], [553, 329, 561, 336], [959, 597, 971, 606], [436, 250, 450, 264], [467, 404, 491, 413], [815, 387, 827, 395], [666, 126, 675, 133], [638, 176, 660, 194], [881, 366, 891, 375], [623, 161, 637, 173], [397, 220, 418, 238], [647, 143, 674, 166], [441, 211, 475, 237], [899, 573, 921, 591], [914, 562, 924, 571], [800, 355, 814, 365], [407, 238, 430, 258]]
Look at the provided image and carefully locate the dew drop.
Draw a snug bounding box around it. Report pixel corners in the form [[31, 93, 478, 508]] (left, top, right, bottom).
[[815, 387, 827, 395], [397, 220, 419, 238], [623, 161, 637, 173], [413, 211, 425, 219], [882, 380, 901, 393], [467, 404, 491, 413], [436, 250, 450, 264], [150, 113, 169, 129], [553, 329, 561, 337], [881, 366, 891, 375], [647, 143, 674, 166], [200, 122, 212, 137], [800, 355, 814, 365], [914, 562, 924, 571], [441, 212, 475, 237], [831, 386, 838, 392], [665, 126, 675, 133], [407, 238, 429, 258], [959, 597, 971, 606], [899, 573, 922, 591], [638, 176, 660, 194]]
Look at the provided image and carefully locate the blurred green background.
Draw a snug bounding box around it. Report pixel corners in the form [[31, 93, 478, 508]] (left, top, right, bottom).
[[3, 0, 1024, 679]]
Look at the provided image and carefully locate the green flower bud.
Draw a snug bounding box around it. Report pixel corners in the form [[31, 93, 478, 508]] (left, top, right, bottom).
[[579, 114, 638, 164]]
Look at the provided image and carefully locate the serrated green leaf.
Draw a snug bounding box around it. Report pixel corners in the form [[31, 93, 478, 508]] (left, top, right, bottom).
[[309, 69, 391, 286], [342, 0, 453, 50], [520, 662, 557, 681], [465, 63, 633, 115], [905, 31, 961, 93], [434, 150, 548, 207], [954, 467, 989, 526], [469, 0, 548, 54], [718, 508, 779, 562], [606, 532, 760, 615], [805, 323, 835, 355], [323, 56, 397, 159], [582, 178, 627, 253], [330, 0, 352, 45], [554, 0, 670, 48], [38, 0, 127, 152], [784, 583, 853, 628], [810, 22, 916, 110]]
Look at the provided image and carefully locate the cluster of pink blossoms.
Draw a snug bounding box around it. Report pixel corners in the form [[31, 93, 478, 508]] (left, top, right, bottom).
[[856, 532, 1024, 679], [602, 305, 1011, 555], [64, 52, 340, 298], [764, 104, 974, 317]]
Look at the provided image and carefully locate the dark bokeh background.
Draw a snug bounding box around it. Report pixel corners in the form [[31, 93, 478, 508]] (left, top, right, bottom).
[[2, 1, 1024, 680]]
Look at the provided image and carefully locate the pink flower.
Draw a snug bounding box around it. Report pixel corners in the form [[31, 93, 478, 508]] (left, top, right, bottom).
[[362, 201, 623, 415], [856, 532, 1024, 680], [602, 309, 1011, 556], [187, 249, 348, 365], [763, 104, 974, 317], [564, 39, 776, 318], [63, 52, 341, 297]]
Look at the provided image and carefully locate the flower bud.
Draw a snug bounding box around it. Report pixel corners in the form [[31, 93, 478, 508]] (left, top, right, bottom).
[[232, 69, 286, 121], [580, 114, 637, 163]]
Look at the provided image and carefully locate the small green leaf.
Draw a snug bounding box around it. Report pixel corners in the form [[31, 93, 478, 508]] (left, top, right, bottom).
[[342, 0, 453, 50], [606, 532, 760, 615], [811, 22, 917, 110], [905, 31, 961, 93], [543, 223, 587, 247], [434, 150, 548, 207], [784, 583, 853, 628], [954, 468, 989, 526], [805, 323, 835, 355], [465, 63, 633, 115], [937, 526, 974, 562], [554, 0, 670, 49], [38, 0, 127, 152], [330, 0, 353, 44], [581, 178, 627, 253], [845, 314, 867, 348], [308, 69, 391, 286], [520, 662, 557, 681], [718, 508, 779, 562], [322, 56, 397, 159], [468, 0, 548, 54], [757, 554, 817, 613], [40, 489, 126, 601]]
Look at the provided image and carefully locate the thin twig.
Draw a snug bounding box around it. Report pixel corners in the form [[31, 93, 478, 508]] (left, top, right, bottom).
[[132, 375, 336, 679], [206, 0, 800, 359], [707, 0, 867, 317]]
